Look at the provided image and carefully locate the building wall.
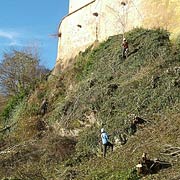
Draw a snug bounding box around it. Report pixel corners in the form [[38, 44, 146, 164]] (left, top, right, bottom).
[[140, 0, 180, 37], [69, 0, 93, 13], [53, 0, 180, 74]]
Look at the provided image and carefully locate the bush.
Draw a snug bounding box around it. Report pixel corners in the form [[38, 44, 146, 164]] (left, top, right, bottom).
[[1, 91, 27, 122], [76, 127, 99, 153]]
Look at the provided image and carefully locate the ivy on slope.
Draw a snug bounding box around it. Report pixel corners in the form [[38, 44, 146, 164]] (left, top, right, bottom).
[[50, 28, 180, 179], [57, 28, 179, 132]]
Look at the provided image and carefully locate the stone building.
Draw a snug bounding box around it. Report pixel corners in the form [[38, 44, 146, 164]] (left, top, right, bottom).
[[53, 0, 180, 74]]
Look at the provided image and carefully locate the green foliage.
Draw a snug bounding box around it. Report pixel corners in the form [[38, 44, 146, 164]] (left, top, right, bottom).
[[59, 28, 176, 131], [1, 91, 27, 122], [127, 168, 140, 180], [1, 178, 21, 180], [76, 127, 99, 153], [1, 28, 180, 179], [75, 47, 96, 81], [26, 102, 39, 116], [47, 28, 179, 179], [37, 90, 46, 100]]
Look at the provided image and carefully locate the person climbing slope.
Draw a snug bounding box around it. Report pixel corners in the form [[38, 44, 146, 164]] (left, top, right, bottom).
[[40, 98, 48, 116], [101, 128, 113, 158], [122, 38, 129, 59]]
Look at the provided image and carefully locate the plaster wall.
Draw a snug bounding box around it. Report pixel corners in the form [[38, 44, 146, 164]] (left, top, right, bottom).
[[69, 0, 93, 13], [54, 0, 141, 73], [53, 0, 180, 74]]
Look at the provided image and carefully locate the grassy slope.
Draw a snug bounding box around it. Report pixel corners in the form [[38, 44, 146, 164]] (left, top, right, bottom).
[[0, 28, 179, 179], [57, 28, 180, 180]]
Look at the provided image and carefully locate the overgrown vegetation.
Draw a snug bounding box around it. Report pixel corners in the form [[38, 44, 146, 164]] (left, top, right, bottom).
[[0, 28, 179, 179], [1, 91, 27, 122], [0, 49, 49, 96], [0, 48, 50, 137]]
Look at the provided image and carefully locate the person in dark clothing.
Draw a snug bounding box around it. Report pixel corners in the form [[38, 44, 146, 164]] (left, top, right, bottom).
[[134, 116, 146, 125], [129, 116, 146, 135], [40, 98, 48, 115], [136, 153, 154, 175], [101, 128, 113, 158], [129, 120, 137, 135], [122, 38, 129, 58], [136, 153, 171, 176]]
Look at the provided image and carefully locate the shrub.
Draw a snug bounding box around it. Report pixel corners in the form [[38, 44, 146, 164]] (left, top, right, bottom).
[[1, 91, 27, 122]]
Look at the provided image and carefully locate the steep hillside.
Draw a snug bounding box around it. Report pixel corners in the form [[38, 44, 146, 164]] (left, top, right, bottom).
[[0, 28, 179, 179]]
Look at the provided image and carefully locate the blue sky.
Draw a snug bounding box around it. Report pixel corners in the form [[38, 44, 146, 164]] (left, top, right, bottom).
[[0, 0, 69, 69]]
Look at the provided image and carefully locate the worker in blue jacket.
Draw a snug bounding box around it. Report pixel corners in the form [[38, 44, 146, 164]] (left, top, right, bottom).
[[101, 128, 113, 158]]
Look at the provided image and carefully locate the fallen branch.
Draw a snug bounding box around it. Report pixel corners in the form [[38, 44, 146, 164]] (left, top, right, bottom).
[[0, 122, 17, 133], [0, 139, 37, 156], [160, 145, 180, 158]]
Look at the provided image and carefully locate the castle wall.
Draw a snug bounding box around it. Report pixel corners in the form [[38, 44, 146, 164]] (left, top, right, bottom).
[[54, 0, 141, 74], [140, 0, 180, 37], [53, 0, 180, 74], [55, 1, 98, 71], [69, 0, 93, 13]]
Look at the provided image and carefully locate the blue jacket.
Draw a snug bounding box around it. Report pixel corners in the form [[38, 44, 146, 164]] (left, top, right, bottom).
[[101, 132, 108, 145]]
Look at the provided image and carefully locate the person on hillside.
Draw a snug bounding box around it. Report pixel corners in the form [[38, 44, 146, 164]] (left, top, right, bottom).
[[122, 38, 129, 59], [136, 153, 152, 175], [136, 153, 171, 175], [101, 128, 113, 158], [40, 98, 48, 116], [129, 116, 146, 135]]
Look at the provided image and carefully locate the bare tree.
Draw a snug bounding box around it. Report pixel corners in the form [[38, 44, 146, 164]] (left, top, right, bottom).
[[0, 49, 49, 96]]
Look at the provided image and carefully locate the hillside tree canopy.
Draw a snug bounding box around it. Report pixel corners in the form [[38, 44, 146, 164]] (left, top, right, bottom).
[[0, 49, 50, 96]]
